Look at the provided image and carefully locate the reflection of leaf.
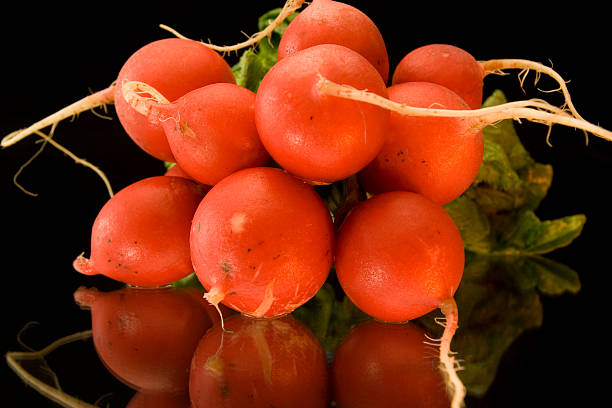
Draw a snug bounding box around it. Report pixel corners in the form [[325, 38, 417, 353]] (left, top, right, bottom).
[[417, 252, 580, 397], [293, 277, 370, 356], [445, 90, 585, 255]]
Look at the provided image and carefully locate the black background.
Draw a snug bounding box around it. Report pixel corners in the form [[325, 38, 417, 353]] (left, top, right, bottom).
[[2, 1, 610, 407]]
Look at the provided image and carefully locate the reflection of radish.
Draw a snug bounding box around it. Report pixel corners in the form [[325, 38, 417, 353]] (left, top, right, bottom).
[[334, 191, 465, 408], [126, 391, 190, 408], [190, 167, 334, 319], [332, 319, 450, 408], [73, 176, 206, 287], [74, 286, 215, 394], [189, 314, 330, 408]]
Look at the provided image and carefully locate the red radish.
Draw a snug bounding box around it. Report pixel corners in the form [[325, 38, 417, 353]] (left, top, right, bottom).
[[392, 43, 586, 121], [122, 81, 271, 186], [74, 286, 216, 394], [334, 191, 465, 408], [332, 319, 450, 408], [255, 44, 389, 184], [358, 81, 484, 205], [73, 176, 206, 287], [278, 0, 390, 83], [2, 38, 236, 162], [114, 38, 236, 162], [189, 313, 330, 408], [190, 167, 334, 319]]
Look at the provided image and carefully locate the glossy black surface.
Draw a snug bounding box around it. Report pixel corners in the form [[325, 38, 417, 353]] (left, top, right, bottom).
[[2, 1, 610, 407]]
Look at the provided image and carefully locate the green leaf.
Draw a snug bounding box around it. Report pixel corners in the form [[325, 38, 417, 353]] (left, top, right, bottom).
[[444, 195, 493, 253], [446, 90, 585, 256], [231, 7, 299, 93], [171, 272, 204, 289], [232, 48, 276, 92]]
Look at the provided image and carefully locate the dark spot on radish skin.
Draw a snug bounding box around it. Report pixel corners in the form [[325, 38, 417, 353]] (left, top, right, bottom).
[[221, 263, 231, 273], [220, 384, 229, 397], [272, 254, 281, 260], [247, 248, 252, 252]]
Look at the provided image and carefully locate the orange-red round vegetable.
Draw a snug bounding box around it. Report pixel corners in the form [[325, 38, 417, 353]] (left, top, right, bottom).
[[189, 314, 330, 408], [114, 38, 235, 162], [332, 319, 450, 408], [334, 191, 464, 322], [74, 286, 214, 394], [73, 176, 206, 287], [358, 81, 484, 205], [161, 83, 271, 186], [190, 167, 334, 318], [255, 44, 389, 184], [391, 43, 485, 109], [278, 0, 390, 83]]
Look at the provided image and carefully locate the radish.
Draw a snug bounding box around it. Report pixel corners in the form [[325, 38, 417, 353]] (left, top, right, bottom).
[[277, 0, 390, 83], [121, 81, 271, 186], [190, 167, 334, 321], [2, 38, 235, 162], [189, 313, 330, 408], [332, 319, 451, 408], [74, 285, 215, 394], [255, 43, 389, 184], [392, 43, 588, 124], [358, 81, 484, 205], [73, 176, 206, 287], [334, 191, 466, 408]]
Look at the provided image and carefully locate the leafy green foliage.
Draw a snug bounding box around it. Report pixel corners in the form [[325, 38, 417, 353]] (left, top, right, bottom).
[[232, 8, 298, 92], [444, 90, 586, 255]]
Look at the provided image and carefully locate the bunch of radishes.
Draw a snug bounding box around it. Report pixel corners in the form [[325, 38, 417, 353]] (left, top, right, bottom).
[[5, 1, 611, 407]]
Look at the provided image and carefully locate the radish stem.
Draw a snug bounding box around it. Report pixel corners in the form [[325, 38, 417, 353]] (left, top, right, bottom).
[[316, 76, 612, 142], [159, 0, 305, 53], [439, 297, 465, 408]]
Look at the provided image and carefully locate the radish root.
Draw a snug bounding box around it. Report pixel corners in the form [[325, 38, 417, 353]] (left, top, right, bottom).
[[1, 85, 115, 148], [481, 58, 590, 144], [6, 329, 96, 408], [481, 59, 582, 120], [438, 298, 465, 408], [316, 76, 612, 143], [204, 286, 233, 334], [159, 0, 306, 53]]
